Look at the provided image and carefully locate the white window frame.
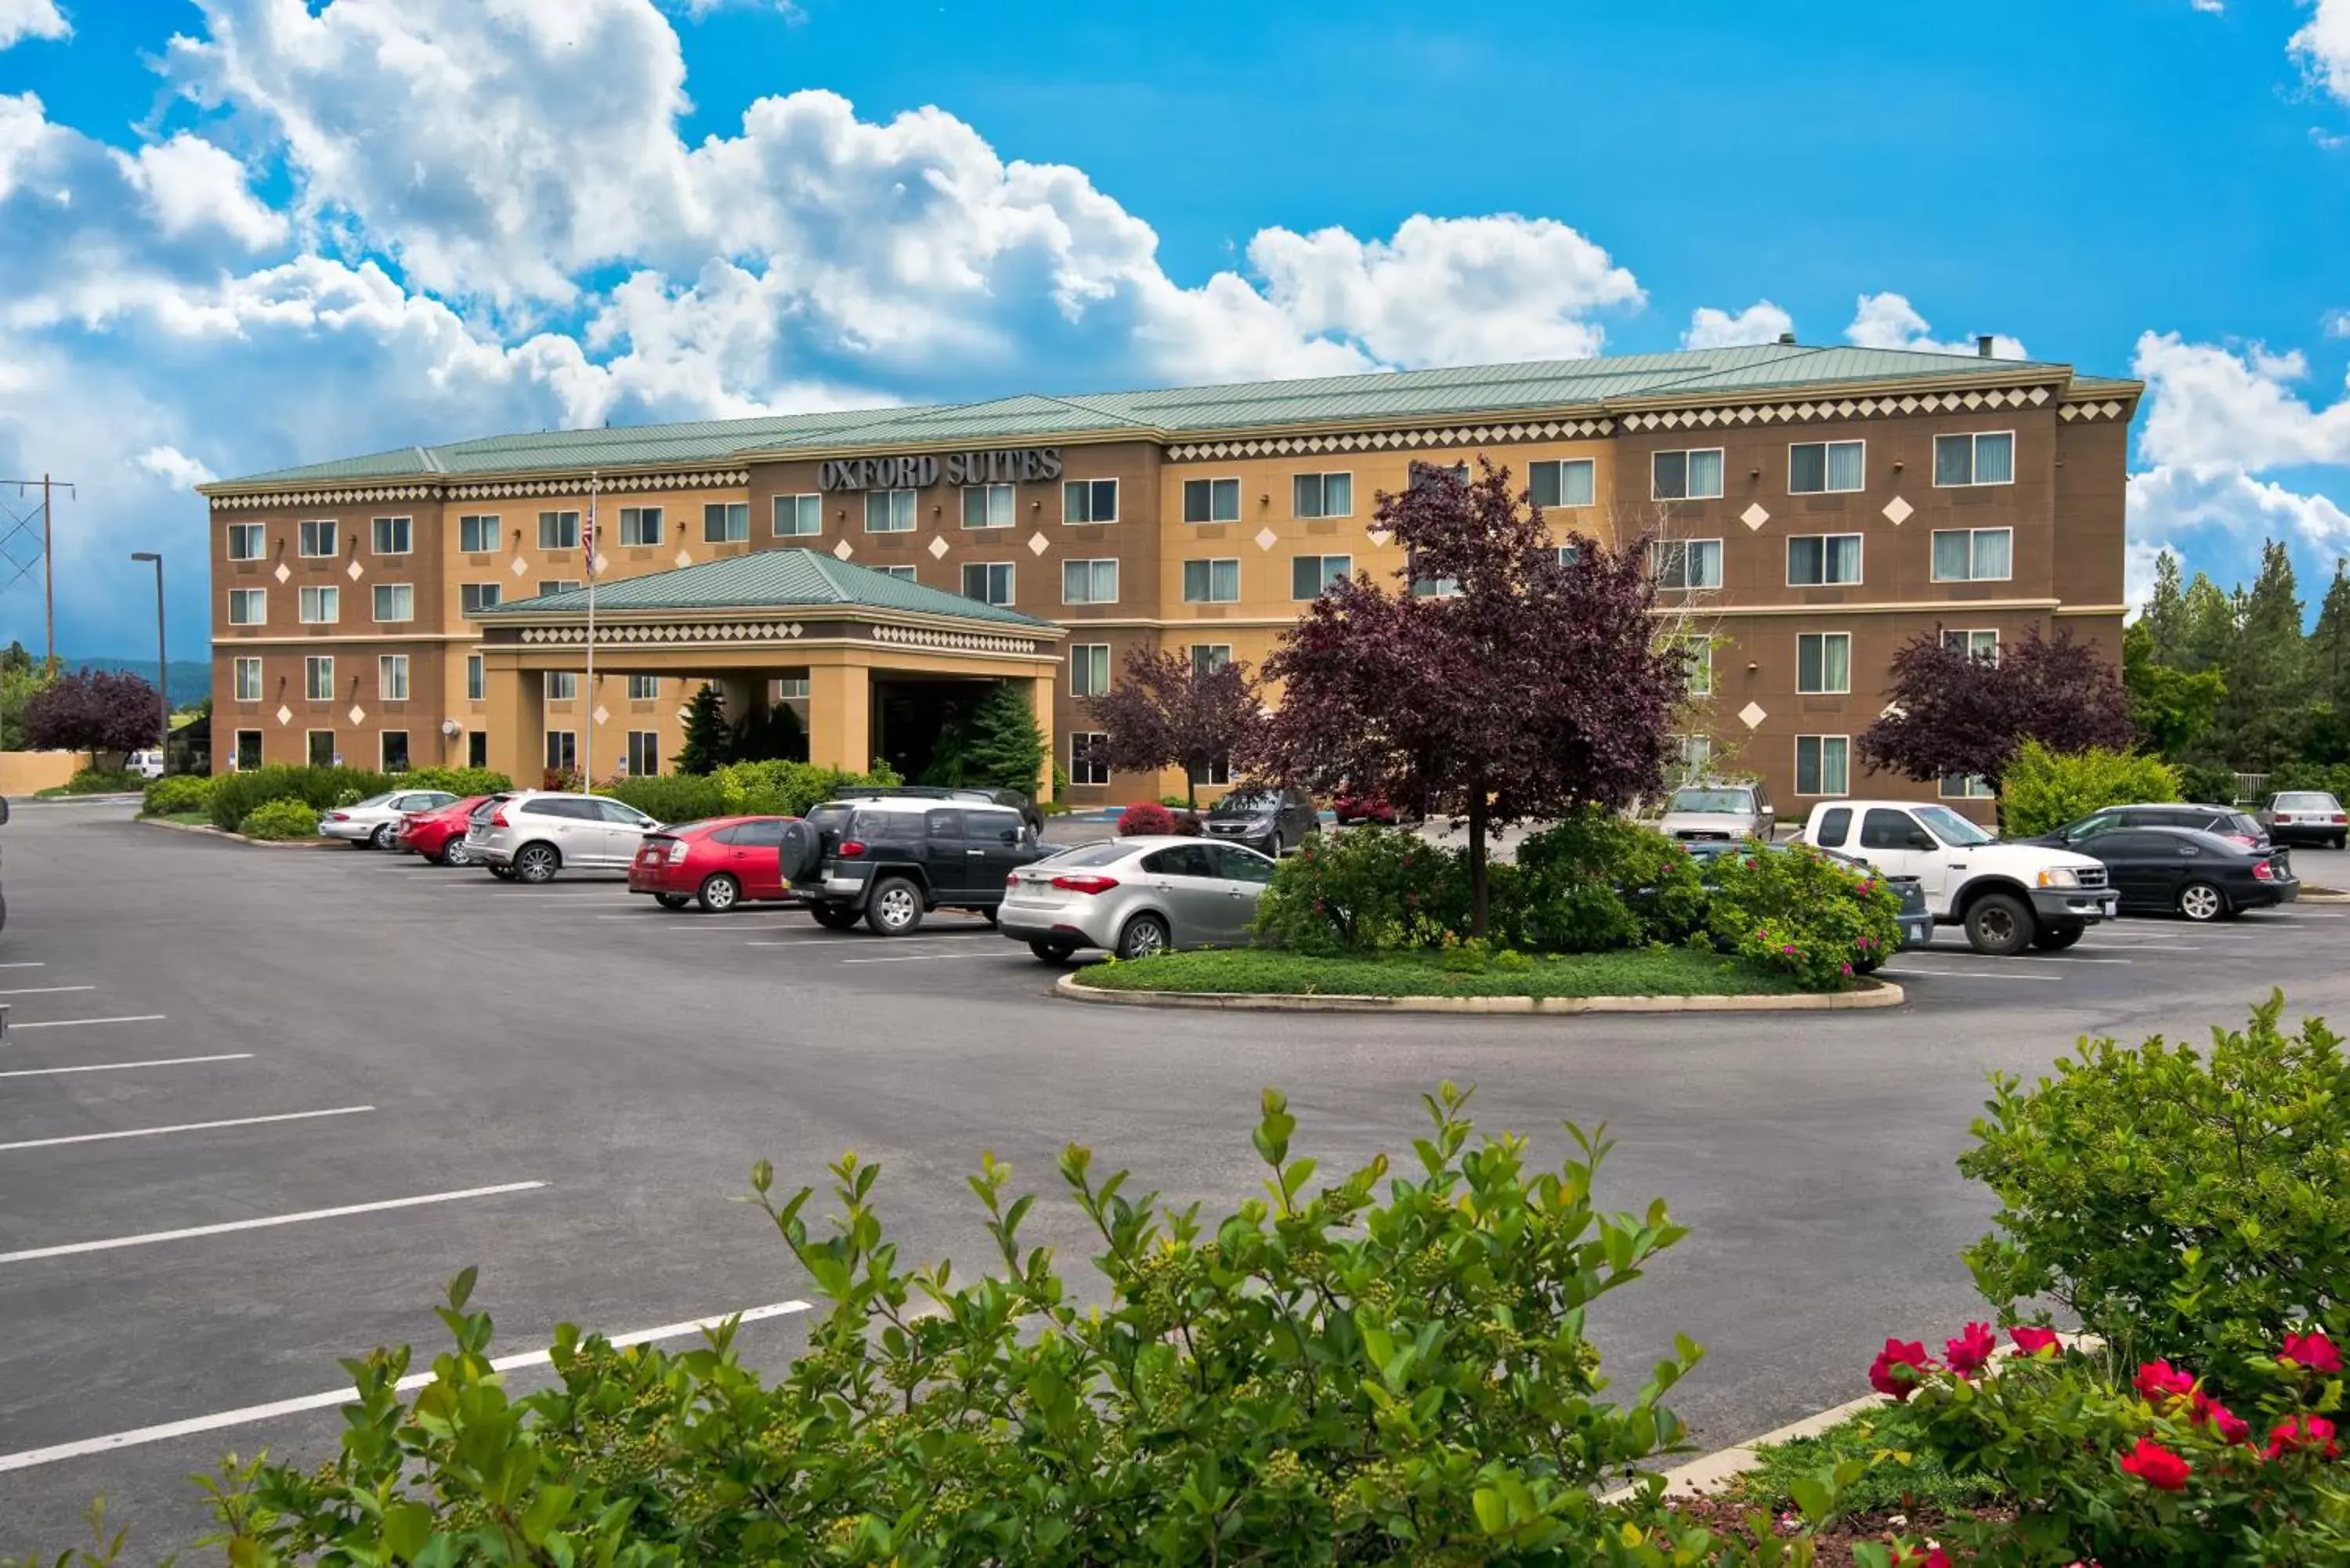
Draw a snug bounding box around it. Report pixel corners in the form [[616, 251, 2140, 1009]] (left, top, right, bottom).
[[545, 731, 577, 773], [1291, 554, 1351, 599], [1932, 430, 2016, 488], [1787, 439, 1866, 495], [380, 731, 410, 772], [864, 489, 916, 533], [1652, 537, 1723, 591], [627, 674, 660, 699], [1069, 731, 1110, 786], [1182, 476, 1242, 524], [227, 587, 266, 626], [378, 654, 410, 702], [371, 515, 413, 555], [1064, 478, 1119, 525], [546, 671, 579, 703], [371, 583, 414, 623], [877, 564, 917, 581], [961, 561, 1016, 607], [625, 731, 660, 777], [1681, 636, 1712, 696], [1670, 734, 1712, 781], [1943, 627, 2001, 663], [1939, 771, 1996, 800], [1190, 644, 1233, 676], [232, 656, 262, 702], [298, 584, 340, 625], [1528, 458, 1596, 509], [233, 729, 262, 771], [703, 502, 750, 544], [618, 506, 663, 547], [459, 514, 502, 553], [1650, 447, 1726, 501], [1796, 631, 1852, 695], [1930, 527, 2015, 584], [461, 583, 501, 615], [773, 493, 822, 537], [304, 655, 334, 703], [537, 580, 582, 598], [1183, 557, 1241, 604], [467, 655, 486, 703], [773, 676, 810, 700], [306, 728, 336, 767], [1795, 734, 1851, 797], [1786, 533, 1864, 587], [960, 483, 1015, 529], [1292, 471, 1354, 518], [537, 511, 581, 551], [1070, 643, 1111, 697], [226, 522, 265, 561], [1061, 558, 1119, 605], [297, 519, 337, 558]]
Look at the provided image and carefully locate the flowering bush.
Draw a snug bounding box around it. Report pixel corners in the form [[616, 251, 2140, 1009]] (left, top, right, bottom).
[[1248, 824, 1470, 954], [1497, 810, 1706, 953], [237, 796, 320, 840], [1116, 800, 1177, 836], [1702, 844, 1904, 992], [1961, 992, 2350, 1387]]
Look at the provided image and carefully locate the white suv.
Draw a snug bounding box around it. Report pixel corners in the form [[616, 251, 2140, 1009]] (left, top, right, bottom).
[[465, 791, 663, 883]]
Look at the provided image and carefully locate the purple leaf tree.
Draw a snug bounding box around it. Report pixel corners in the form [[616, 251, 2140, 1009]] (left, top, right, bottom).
[[1248, 459, 1688, 935], [1859, 624, 2137, 789], [1085, 647, 1265, 811], [23, 667, 164, 761]]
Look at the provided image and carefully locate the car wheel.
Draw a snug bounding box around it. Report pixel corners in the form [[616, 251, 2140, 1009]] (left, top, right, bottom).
[[1029, 938, 1078, 964], [810, 901, 860, 930], [982, 905, 1000, 927], [440, 837, 475, 867], [696, 874, 740, 913], [2335, 833, 2346, 851], [866, 876, 924, 936], [2179, 880, 2228, 923], [513, 843, 561, 884], [2030, 921, 2086, 952], [1267, 832, 1283, 858], [1115, 912, 1170, 960], [654, 893, 690, 909], [1963, 892, 2034, 956], [370, 822, 397, 850], [486, 864, 516, 880]]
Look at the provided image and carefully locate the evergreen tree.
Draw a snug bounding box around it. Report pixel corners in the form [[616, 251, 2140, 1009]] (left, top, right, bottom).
[[2209, 540, 2312, 769], [2141, 550, 2190, 667], [2178, 570, 2237, 676], [948, 681, 1047, 794], [2122, 619, 2225, 761], [2305, 562, 2350, 764], [674, 683, 730, 775]]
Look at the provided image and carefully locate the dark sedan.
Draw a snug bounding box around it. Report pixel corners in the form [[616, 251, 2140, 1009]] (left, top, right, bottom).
[[2056, 825, 2297, 921], [2027, 802, 2272, 856]]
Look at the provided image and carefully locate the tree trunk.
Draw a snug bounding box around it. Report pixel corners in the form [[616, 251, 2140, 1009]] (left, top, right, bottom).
[[1466, 771, 1489, 938]]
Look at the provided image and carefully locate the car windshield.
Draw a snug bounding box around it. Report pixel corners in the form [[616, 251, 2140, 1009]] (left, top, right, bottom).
[[1038, 841, 1130, 869], [1912, 804, 1996, 846], [1668, 788, 1750, 813], [1212, 789, 1280, 815], [2279, 792, 2340, 810]]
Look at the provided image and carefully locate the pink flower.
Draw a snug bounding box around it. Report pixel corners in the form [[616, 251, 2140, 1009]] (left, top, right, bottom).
[[2281, 1331, 2342, 1375], [2008, 1325, 2061, 1357], [2118, 1436, 2192, 1490], [1868, 1339, 1936, 1401], [2133, 1360, 2196, 1403], [1943, 1322, 1998, 1378], [1840, 961, 1854, 977], [2190, 1392, 2251, 1446], [1781, 944, 1798, 955], [2265, 1414, 2340, 1460], [1891, 1546, 1951, 1568]]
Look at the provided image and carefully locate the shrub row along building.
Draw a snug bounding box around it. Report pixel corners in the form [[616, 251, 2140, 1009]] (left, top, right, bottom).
[[201, 338, 2136, 813]]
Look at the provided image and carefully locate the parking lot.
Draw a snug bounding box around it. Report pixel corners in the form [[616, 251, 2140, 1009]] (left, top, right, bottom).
[[2, 798, 2346, 1554]]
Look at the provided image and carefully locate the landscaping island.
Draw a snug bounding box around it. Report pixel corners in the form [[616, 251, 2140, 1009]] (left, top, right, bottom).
[[1072, 945, 1802, 999]]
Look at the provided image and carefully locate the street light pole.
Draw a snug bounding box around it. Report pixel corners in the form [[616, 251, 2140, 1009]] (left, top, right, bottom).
[[130, 551, 166, 764]]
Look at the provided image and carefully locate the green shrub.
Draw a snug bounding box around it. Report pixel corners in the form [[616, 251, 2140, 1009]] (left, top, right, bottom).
[[2180, 761, 2249, 806], [1703, 843, 1903, 992], [141, 773, 215, 815], [711, 760, 886, 817], [396, 766, 511, 796], [2269, 761, 2350, 801], [602, 773, 728, 824], [1249, 825, 1469, 954], [237, 796, 320, 840], [1998, 739, 2182, 837], [46, 767, 143, 795], [109, 1087, 1762, 1566], [1961, 992, 2350, 1386], [1497, 810, 1705, 953], [208, 765, 393, 829]]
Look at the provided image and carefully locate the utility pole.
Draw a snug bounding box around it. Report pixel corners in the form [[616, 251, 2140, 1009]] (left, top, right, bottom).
[[0, 475, 73, 667], [132, 552, 167, 761]]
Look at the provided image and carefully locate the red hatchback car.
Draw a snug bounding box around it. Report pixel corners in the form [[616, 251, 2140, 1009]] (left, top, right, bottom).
[[397, 794, 493, 865], [629, 815, 799, 912]]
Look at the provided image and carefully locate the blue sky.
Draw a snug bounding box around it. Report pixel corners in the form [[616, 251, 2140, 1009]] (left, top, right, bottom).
[[2, 0, 2346, 656]]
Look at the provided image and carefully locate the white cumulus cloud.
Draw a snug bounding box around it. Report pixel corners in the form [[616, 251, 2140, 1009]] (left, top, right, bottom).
[[2131, 331, 2350, 473], [1681, 300, 1793, 349], [136, 444, 218, 489], [0, 0, 67, 50], [1843, 291, 2027, 359], [114, 133, 288, 251], [2294, 0, 2350, 103]]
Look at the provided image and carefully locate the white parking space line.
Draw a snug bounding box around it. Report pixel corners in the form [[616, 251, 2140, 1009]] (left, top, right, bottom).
[[837, 950, 1017, 965], [0, 1054, 252, 1079], [0, 986, 96, 997], [0, 1105, 373, 1153], [0, 1180, 546, 1265], [1922, 950, 2133, 963], [1882, 966, 2063, 982], [0, 1299, 812, 1473], [747, 934, 996, 948], [2077, 942, 2204, 952], [0, 962, 45, 969], [7, 1014, 166, 1031]]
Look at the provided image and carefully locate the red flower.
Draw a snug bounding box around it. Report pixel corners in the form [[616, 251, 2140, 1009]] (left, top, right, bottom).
[[1891, 1546, 1951, 1568], [2265, 1414, 2340, 1460], [2008, 1325, 2061, 1357], [1943, 1322, 1998, 1378], [2118, 1436, 2193, 1490], [1868, 1339, 1936, 1400], [2191, 1392, 2251, 1446], [2133, 1359, 2196, 1403], [2281, 1331, 2342, 1375]]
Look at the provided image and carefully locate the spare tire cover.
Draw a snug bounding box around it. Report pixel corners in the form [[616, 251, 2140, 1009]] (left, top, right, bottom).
[[776, 818, 823, 882]]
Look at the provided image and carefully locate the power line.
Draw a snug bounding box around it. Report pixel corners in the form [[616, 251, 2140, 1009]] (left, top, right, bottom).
[[0, 476, 73, 664]]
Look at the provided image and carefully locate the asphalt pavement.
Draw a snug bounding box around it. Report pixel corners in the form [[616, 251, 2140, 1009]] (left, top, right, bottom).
[[1, 798, 2345, 1555]]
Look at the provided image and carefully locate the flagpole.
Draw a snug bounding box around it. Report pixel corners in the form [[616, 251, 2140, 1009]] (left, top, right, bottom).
[[584, 471, 598, 787]]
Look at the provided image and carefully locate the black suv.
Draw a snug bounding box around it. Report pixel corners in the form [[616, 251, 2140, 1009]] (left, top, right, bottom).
[[786, 797, 1048, 934], [1200, 784, 1320, 858], [829, 785, 1043, 837], [2028, 803, 2272, 856]]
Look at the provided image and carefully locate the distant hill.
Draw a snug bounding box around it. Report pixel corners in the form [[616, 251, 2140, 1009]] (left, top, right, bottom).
[[64, 657, 211, 707]]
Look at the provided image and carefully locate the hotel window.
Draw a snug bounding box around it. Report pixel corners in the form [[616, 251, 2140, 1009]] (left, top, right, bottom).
[[304, 655, 334, 702], [1409, 460, 1470, 489], [1796, 632, 1852, 695], [1408, 551, 1459, 598], [537, 580, 581, 598], [537, 511, 580, 549], [1670, 735, 1712, 782], [1940, 771, 1996, 800], [1064, 478, 1118, 524], [1681, 637, 1712, 696], [378, 655, 410, 702], [1795, 735, 1851, 797], [1528, 459, 1596, 509], [1652, 538, 1723, 591], [232, 656, 262, 702], [619, 506, 663, 546], [1292, 471, 1353, 518], [1788, 533, 1863, 587], [1932, 527, 2012, 583], [467, 732, 487, 768], [877, 564, 917, 581], [226, 522, 265, 560], [1183, 477, 1241, 523], [865, 489, 916, 533], [1943, 628, 2001, 662], [773, 493, 821, 537], [234, 730, 262, 771], [1553, 544, 1581, 569], [772, 676, 810, 700], [626, 731, 660, 777], [1291, 554, 1350, 598], [1933, 431, 2015, 487], [298, 519, 338, 558], [547, 671, 579, 702], [467, 655, 486, 702], [1070, 732, 1110, 786], [546, 731, 577, 772], [307, 730, 335, 767], [1071, 643, 1111, 697], [1062, 558, 1119, 605], [298, 584, 340, 624], [1191, 645, 1231, 677], [961, 484, 1015, 529], [1650, 448, 1724, 501], [461, 583, 501, 615], [228, 587, 266, 625], [1190, 754, 1233, 789], [459, 514, 502, 553], [961, 562, 1015, 606], [1788, 441, 1865, 495], [381, 731, 410, 771], [703, 502, 750, 543], [1182, 558, 1240, 603], [627, 674, 660, 699], [372, 583, 414, 623], [371, 515, 412, 555]]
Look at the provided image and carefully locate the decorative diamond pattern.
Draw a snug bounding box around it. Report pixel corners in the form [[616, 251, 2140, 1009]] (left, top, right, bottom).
[[345, 559, 363, 581], [1254, 527, 1279, 552], [275, 704, 292, 726], [832, 539, 855, 560], [510, 555, 529, 576], [273, 562, 291, 583], [926, 535, 949, 559], [1740, 503, 1770, 532], [674, 549, 694, 569], [593, 553, 610, 575], [346, 704, 366, 726], [592, 705, 609, 727], [1738, 702, 1767, 731], [1366, 528, 1393, 547], [1027, 531, 1050, 556], [1882, 496, 1914, 526]]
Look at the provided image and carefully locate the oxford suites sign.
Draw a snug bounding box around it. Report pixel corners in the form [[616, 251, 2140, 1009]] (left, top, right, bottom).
[[817, 447, 1063, 492]]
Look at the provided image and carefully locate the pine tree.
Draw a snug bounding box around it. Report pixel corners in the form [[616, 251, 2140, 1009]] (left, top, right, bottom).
[[952, 681, 1047, 795], [2210, 540, 2312, 769], [2141, 551, 2189, 667], [674, 683, 730, 775], [2179, 571, 2237, 676]]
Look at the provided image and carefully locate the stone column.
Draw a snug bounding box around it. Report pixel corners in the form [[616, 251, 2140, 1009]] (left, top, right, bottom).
[[482, 659, 544, 786], [1031, 673, 1056, 804]]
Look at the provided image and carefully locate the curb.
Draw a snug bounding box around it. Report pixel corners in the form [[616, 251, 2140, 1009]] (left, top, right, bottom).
[[2298, 888, 2350, 905], [136, 816, 338, 850], [1054, 971, 1903, 1013]]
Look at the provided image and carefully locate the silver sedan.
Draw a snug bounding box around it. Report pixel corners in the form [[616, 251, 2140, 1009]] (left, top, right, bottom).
[[1000, 835, 1277, 963], [319, 789, 458, 849]]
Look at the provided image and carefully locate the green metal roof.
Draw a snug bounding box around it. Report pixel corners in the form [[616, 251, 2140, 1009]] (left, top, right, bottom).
[[476, 549, 1054, 629], [215, 343, 2131, 490]]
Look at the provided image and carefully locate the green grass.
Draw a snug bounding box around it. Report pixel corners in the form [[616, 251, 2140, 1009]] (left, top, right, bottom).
[[1075, 945, 1802, 999], [1728, 1408, 2008, 1517], [144, 810, 210, 826]]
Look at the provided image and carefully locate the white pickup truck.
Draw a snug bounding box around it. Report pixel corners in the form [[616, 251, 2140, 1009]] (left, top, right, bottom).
[[1800, 800, 2118, 956]]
